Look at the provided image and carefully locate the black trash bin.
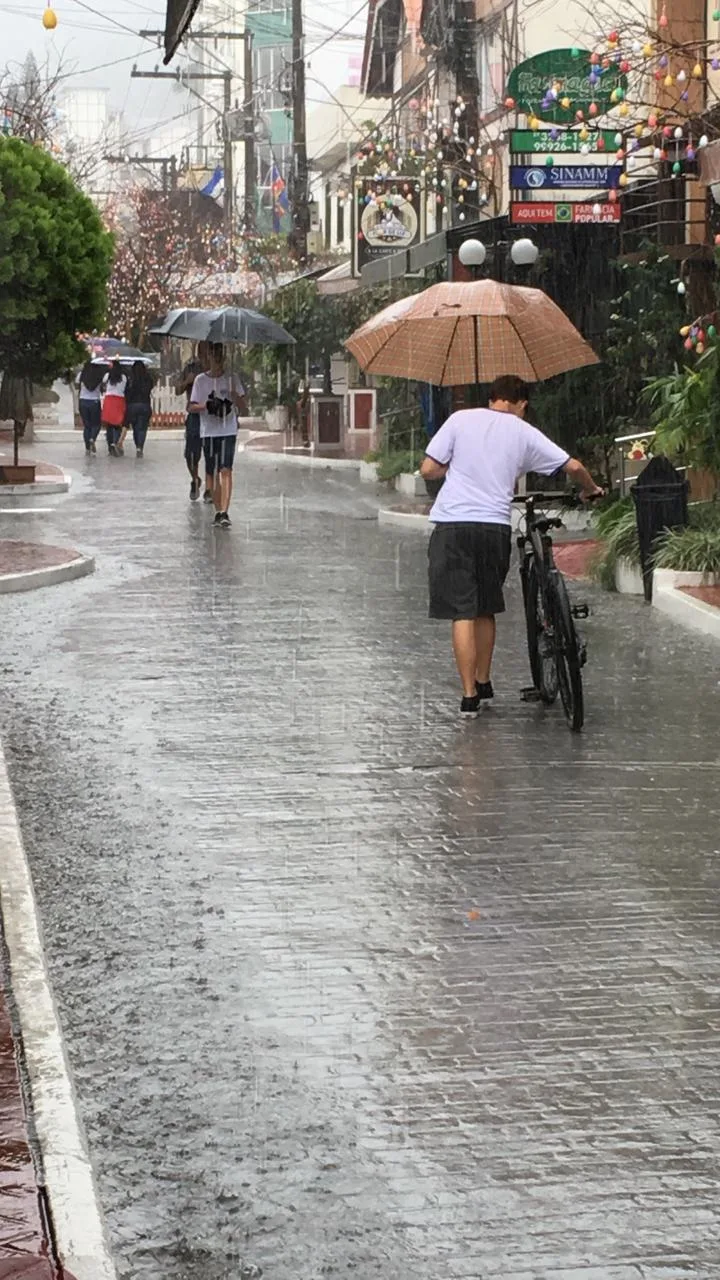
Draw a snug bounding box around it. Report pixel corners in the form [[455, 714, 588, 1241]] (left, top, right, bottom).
[[631, 455, 688, 602]]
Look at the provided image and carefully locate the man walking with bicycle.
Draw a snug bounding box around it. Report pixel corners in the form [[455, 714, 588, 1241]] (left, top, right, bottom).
[[420, 375, 602, 717]]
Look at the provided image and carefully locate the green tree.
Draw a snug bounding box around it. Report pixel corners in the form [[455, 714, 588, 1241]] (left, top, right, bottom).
[[0, 136, 113, 382]]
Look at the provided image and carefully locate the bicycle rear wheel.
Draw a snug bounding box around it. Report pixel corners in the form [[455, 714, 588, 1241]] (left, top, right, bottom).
[[548, 571, 584, 732], [524, 560, 558, 704]]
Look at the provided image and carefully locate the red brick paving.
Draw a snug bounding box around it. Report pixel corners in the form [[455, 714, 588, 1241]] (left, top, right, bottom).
[[246, 430, 370, 460], [0, 543, 82, 578], [680, 583, 720, 608], [552, 539, 600, 580]]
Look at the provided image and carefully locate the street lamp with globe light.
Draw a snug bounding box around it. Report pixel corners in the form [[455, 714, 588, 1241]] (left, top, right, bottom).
[[458, 234, 539, 280]]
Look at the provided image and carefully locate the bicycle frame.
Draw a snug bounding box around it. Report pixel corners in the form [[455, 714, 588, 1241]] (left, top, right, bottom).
[[513, 492, 587, 732]]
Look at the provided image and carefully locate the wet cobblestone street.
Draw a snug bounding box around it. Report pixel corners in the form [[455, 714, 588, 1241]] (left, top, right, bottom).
[[1, 444, 720, 1280]]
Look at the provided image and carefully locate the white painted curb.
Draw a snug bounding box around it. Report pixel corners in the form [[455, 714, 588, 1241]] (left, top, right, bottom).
[[378, 507, 432, 533], [0, 741, 118, 1280], [0, 554, 95, 594], [653, 581, 720, 641], [244, 448, 361, 471], [0, 480, 70, 496]]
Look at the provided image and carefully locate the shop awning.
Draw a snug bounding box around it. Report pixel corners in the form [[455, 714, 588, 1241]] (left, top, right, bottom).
[[407, 231, 447, 272], [360, 249, 409, 286], [317, 260, 359, 296], [164, 0, 201, 63]]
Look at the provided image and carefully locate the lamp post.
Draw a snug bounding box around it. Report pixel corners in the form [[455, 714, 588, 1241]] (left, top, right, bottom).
[[457, 235, 539, 280]]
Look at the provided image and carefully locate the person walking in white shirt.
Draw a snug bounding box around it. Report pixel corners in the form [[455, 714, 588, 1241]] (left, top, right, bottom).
[[189, 343, 247, 527], [420, 375, 603, 717]]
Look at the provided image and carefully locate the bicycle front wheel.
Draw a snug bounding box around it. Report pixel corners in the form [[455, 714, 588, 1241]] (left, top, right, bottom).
[[525, 560, 558, 704], [548, 572, 584, 732]]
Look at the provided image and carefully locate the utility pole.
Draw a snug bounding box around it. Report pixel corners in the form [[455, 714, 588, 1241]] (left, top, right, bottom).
[[138, 29, 255, 233], [105, 152, 178, 192], [132, 66, 236, 241], [290, 0, 309, 262], [243, 33, 256, 231]]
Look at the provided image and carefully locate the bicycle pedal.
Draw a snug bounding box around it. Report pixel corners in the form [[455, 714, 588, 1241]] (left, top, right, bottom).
[[520, 686, 543, 702], [571, 602, 590, 619]]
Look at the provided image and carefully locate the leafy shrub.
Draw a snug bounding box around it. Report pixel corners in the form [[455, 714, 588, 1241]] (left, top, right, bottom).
[[652, 527, 720, 574], [590, 507, 640, 590], [593, 494, 634, 538], [688, 501, 720, 531], [376, 451, 422, 482], [363, 450, 380, 464]]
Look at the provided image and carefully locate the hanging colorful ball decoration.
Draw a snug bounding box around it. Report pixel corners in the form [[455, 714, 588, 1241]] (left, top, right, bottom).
[[42, 6, 57, 27]]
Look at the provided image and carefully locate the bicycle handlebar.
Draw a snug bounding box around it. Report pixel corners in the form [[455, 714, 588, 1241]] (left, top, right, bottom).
[[512, 490, 603, 508]]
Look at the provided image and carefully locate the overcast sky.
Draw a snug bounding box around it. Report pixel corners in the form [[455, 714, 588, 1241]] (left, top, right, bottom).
[[3, 0, 366, 145]]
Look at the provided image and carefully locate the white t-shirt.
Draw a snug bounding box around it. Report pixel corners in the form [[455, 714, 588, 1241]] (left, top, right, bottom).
[[190, 371, 245, 438], [427, 409, 570, 526], [79, 383, 101, 402], [101, 373, 127, 399]]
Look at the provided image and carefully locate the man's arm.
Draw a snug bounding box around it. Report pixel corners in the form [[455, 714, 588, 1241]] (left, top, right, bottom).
[[188, 375, 205, 413], [174, 364, 193, 396], [231, 378, 248, 416], [420, 455, 449, 480], [563, 457, 604, 500], [419, 415, 456, 479]]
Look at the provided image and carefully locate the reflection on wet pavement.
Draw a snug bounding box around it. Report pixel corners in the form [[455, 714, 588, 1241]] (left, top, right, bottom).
[[0, 444, 719, 1280]]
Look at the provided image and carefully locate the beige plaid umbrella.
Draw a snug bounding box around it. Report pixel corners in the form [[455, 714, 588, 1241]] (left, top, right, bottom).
[[344, 279, 599, 384]]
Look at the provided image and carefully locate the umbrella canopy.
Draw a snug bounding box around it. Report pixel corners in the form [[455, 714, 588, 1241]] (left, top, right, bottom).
[[344, 280, 599, 385], [91, 355, 155, 367], [87, 337, 147, 359], [148, 306, 295, 346]]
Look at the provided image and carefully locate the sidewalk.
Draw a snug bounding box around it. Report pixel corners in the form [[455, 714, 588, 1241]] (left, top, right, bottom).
[[0, 946, 76, 1280]]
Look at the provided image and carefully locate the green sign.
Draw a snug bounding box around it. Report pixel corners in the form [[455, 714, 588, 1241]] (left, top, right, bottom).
[[506, 49, 627, 124], [511, 129, 619, 154]]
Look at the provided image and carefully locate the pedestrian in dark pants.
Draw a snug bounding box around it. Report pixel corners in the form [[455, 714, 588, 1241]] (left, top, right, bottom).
[[101, 361, 127, 455], [175, 341, 211, 500], [126, 361, 154, 457], [76, 360, 103, 454]]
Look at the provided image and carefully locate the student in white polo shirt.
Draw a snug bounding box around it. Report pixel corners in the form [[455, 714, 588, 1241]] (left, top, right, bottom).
[[189, 343, 247, 528]]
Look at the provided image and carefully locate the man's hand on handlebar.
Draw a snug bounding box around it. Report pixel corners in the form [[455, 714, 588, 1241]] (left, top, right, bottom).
[[579, 485, 605, 503]]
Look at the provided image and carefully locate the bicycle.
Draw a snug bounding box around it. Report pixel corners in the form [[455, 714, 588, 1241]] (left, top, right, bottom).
[[513, 492, 592, 733]]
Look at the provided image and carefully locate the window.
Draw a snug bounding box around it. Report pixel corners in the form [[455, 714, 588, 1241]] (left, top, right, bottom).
[[253, 44, 292, 112], [336, 197, 345, 245], [476, 20, 505, 116], [248, 0, 290, 12]]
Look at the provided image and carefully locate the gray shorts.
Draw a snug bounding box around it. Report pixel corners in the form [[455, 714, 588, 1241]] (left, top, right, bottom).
[[428, 522, 512, 619]]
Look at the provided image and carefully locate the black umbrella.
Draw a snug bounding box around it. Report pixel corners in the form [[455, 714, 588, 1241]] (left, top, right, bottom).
[[148, 306, 295, 346]]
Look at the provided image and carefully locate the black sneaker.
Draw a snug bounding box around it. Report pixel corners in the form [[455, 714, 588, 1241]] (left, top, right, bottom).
[[460, 694, 481, 717], [476, 681, 494, 701], [220, 511, 231, 527], [213, 510, 223, 526], [90, 441, 97, 454], [136, 448, 144, 458], [203, 489, 214, 503], [190, 479, 199, 500]]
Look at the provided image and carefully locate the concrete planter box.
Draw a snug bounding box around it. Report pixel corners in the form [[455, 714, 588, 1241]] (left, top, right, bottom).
[[653, 567, 720, 641], [396, 471, 426, 498], [615, 558, 644, 595], [653, 568, 720, 591], [0, 463, 36, 485], [359, 460, 379, 483], [265, 405, 289, 432]]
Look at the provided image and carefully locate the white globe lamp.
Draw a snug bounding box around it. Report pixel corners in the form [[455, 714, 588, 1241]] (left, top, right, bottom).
[[510, 238, 539, 267], [458, 238, 487, 267]]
